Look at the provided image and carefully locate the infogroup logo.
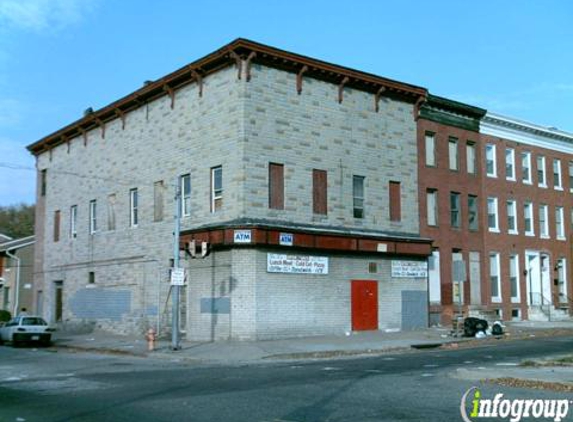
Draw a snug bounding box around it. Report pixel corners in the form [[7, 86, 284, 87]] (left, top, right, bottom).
[[460, 387, 570, 422]]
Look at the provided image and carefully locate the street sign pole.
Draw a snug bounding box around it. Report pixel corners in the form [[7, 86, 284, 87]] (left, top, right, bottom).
[[172, 177, 181, 350]]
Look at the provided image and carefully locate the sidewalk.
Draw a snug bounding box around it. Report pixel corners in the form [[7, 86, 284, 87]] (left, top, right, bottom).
[[52, 327, 460, 365], [51, 321, 573, 366]]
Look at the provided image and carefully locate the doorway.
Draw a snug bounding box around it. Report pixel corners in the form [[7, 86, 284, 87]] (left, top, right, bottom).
[[351, 280, 378, 331]]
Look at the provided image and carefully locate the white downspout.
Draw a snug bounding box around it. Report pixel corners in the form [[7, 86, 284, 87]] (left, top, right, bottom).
[[6, 249, 20, 316]]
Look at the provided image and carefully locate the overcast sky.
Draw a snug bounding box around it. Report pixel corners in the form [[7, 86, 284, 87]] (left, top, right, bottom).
[[1, 0, 572, 205]]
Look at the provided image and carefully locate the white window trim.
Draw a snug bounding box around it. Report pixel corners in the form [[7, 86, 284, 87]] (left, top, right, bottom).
[[568, 162, 573, 193], [537, 156, 547, 188], [539, 204, 549, 239], [70, 205, 77, 239], [509, 254, 520, 303], [522, 152, 532, 185], [554, 159, 563, 190], [487, 197, 499, 233], [490, 252, 502, 303], [449, 138, 458, 171], [211, 166, 223, 213], [556, 206, 566, 240], [524, 202, 535, 236], [505, 148, 515, 181], [89, 200, 97, 234], [130, 188, 138, 228], [486, 144, 497, 178], [507, 200, 518, 235], [181, 174, 191, 217]]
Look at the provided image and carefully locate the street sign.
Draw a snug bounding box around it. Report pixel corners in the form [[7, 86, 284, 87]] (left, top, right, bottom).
[[170, 268, 186, 286]]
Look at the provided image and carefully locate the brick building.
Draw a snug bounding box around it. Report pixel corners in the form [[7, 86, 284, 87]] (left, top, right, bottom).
[[419, 100, 573, 325], [27, 39, 432, 339]]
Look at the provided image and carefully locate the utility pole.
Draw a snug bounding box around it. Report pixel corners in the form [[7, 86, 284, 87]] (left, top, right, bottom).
[[171, 177, 181, 350]]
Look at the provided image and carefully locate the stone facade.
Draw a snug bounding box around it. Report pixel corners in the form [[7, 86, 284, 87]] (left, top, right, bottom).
[[30, 40, 430, 338]]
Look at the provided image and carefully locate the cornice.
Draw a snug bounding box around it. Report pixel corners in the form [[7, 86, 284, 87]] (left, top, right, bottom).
[[481, 112, 573, 154], [27, 38, 427, 156]]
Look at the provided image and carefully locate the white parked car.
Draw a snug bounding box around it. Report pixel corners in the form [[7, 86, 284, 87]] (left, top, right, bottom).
[[0, 316, 55, 347]]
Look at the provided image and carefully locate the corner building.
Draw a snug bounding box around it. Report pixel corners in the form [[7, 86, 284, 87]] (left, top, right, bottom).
[[28, 39, 432, 340]]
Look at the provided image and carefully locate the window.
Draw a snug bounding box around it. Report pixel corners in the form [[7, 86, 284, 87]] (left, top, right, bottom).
[[509, 255, 520, 302], [89, 200, 97, 234], [353, 175, 365, 218], [569, 161, 573, 192], [426, 189, 438, 226], [537, 156, 546, 187], [40, 169, 47, 196], [487, 197, 499, 232], [70, 205, 77, 238], [553, 159, 562, 190], [269, 163, 284, 210], [312, 169, 327, 215], [490, 252, 501, 302], [556, 206, 565, 239], [448, 138, 458, 171], [506, 200, 517, 234], [524, 202, 534, 236], [129, 189, 138, 227], [153, 181, 164, 222], [450, 192, 461, 228], [389, 181, 401, 222], [505, 148, 515, 180], [88, 271, 95, 284], [539, 204, 549, 238], [425, 132, 436, 167], [181, 174, 191, 217], [486, 144, 496, 177], [54, 210, 60, 242], [468, 195, 478, 231], [522, 152, 532, 184], [466, 142, 476, 174], [107, 194, 116, 231], [211, 166, 222, 212]]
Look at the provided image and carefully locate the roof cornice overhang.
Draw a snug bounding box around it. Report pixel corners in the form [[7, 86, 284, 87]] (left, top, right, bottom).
[[481, 113, 573, 154], [419, 94, 486, 132], [27, 38, 428, 156]]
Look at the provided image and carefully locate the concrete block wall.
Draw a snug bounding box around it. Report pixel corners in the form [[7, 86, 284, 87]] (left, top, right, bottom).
[[186, 248, 427, 341]]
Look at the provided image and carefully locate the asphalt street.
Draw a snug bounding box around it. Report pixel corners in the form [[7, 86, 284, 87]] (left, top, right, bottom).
[[1, 336, 572, 422]]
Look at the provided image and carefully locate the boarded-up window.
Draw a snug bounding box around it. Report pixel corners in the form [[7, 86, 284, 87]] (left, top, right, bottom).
[[40, 169, 47, 196], [269, 163, 284, 209], [154, 181, 165, 222], [389, 181, 401, 222], [312, 169, 327, 215], [54, 210, 61, 242]]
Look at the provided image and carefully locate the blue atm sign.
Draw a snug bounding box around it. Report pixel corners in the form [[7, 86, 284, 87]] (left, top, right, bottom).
[[279, 233, 293, 246]]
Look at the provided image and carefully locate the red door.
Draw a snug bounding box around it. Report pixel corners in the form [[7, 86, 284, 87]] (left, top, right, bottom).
[[351, 280, 378, 331]]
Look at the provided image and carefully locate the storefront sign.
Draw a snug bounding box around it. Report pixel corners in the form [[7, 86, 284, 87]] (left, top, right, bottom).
[[233, 230, 252, 243], [267, 254, 329, 274], [279, 233, 293, 246], [391, 260, 428, 278]]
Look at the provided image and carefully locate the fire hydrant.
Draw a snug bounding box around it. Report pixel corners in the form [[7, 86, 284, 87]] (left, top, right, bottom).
[[145, 328, 156, 352]]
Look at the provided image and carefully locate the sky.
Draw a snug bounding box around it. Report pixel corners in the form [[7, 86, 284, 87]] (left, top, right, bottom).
[[0, 0, 572, 206]]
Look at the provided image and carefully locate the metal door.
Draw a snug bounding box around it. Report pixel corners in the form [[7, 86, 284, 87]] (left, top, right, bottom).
[[351, 280, 378, 331]]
